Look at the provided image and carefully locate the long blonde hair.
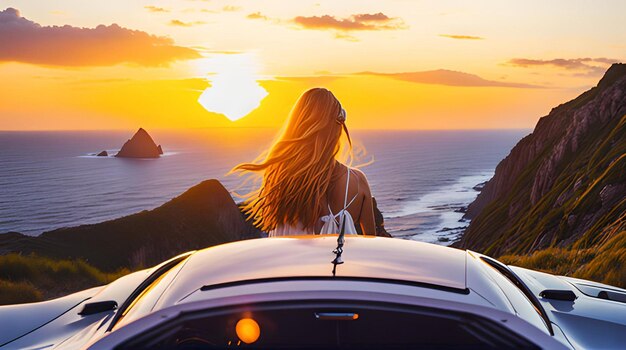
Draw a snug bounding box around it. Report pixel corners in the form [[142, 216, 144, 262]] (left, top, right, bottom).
[[231, 87, 352, 232]]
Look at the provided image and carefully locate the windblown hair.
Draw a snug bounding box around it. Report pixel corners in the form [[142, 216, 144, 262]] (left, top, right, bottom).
[[231, 88, 352, 232]]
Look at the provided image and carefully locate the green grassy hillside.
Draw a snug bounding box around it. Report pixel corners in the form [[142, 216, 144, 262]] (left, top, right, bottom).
[[0, 254, 128, 305], [456, 64, 626, 288]]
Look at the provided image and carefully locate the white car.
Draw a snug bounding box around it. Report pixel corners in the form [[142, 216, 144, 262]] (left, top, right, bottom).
[[0, 236, 624, 349]]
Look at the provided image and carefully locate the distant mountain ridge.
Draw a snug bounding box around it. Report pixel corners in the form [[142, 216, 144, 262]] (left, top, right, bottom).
[[456, 64, 626, 287]]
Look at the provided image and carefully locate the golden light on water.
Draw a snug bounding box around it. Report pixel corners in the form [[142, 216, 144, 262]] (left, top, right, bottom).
[[196, 53, 268, 122]]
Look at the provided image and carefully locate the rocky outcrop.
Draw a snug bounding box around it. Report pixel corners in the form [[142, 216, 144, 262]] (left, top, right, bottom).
[[115, 128, 163, 158], [96, 150, 108, 157], [0, 180, 261, 270], [372, 197, 391, 237], [456, 64, 626, 262]]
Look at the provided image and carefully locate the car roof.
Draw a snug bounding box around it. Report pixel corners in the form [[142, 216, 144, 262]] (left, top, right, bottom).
[[154, 236, 467, 309]]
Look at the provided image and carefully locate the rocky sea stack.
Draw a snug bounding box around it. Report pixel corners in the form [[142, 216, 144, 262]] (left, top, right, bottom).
[[116, 128, 163, 158], [455, 63, 626, 287]]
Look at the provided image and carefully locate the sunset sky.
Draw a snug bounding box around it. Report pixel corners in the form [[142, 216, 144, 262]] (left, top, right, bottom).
[[1, 0, 625, 130]]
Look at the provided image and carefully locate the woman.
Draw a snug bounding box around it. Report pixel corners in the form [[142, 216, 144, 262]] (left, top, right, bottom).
[[231, 87, 376, 236]]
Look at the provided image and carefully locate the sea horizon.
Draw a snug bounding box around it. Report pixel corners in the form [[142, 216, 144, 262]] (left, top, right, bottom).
[[0, 128, 530, 244]]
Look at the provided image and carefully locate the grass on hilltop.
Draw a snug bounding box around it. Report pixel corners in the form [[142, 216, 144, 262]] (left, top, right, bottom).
[[500, 230, 626, 288], [0, 253, 130, 305]]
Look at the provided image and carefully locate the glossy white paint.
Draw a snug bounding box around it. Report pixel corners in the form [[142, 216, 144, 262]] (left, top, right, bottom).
[[151, 236, 467, 311], [0, 287, 99, 346], [0, 270, 150, 350], [90, 288, 569, 350], [0, 236, 622, 349], [512, 266, 626, 349]]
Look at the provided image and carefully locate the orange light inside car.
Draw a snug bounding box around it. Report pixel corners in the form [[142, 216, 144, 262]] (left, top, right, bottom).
[[352, 313, 359, 320], [236, 318, 260, 344]]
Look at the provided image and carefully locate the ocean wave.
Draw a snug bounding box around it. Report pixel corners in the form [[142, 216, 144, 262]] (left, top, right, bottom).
[[385, 172, 493, 245]]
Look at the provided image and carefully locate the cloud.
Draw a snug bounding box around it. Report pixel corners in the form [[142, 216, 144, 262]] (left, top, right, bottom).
[[247, 12, 268, 20], [222, 5, 241, 12], [182, 8, 216, 14], [358, 69, 542, 88], [274, 75, 342, 85], [0, 7, 200, 66], [507, 57, 619, 76], [293, 12, 405, 32], [352, 13, 390, 22], [144, 5, 169, 13], [190, 46, 243, 55], [335, 32, 359, 42], [439, 34, 483, 40], [169, 19, 205, 27]]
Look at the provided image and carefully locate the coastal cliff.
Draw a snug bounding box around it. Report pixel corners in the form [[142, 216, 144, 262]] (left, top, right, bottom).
[[456, 64, 626, 286]]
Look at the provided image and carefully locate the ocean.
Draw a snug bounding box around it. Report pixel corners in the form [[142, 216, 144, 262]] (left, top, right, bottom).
[[0, 129, 528, 244]]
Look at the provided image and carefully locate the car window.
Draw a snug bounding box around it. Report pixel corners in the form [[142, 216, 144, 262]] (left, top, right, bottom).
[[479, 257, 552, 335], [113, 301, 541, 350]]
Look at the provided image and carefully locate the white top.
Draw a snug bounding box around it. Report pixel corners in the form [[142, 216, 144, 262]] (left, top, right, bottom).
[[269, 167, 359, 236]]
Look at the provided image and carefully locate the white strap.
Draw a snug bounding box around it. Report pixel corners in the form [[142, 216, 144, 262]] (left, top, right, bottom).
[[345, 192, 358, 209], [343, 167, 350, 208], [325, 167, 358, 226]]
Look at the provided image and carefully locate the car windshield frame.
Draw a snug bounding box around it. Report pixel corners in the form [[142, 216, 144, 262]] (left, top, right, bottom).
[[480, 257, 554, 335], [107, 252, 192, 332]]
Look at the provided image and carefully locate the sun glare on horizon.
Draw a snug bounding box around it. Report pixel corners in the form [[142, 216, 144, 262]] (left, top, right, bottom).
[[196, 53, 268, 122]]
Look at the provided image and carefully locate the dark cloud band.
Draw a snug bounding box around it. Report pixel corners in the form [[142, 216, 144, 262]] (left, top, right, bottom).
[[293, 13, 405, 31], [0, 7, 200, 67], [507, 57, 619, 76], [439, 34, 484, 40]]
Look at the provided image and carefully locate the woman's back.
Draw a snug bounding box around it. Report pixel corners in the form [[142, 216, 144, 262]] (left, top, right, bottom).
[[231, 87, 376, 237], [270, 163, 375, 236]]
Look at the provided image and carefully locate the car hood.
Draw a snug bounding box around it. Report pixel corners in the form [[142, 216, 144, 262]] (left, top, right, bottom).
[[0, 287, 101, 347], [510, 266, 626, 349], [0, 269, 152, 350]]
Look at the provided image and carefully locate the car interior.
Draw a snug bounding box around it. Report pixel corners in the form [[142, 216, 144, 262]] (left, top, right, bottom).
[[113, 300, 541, 350]]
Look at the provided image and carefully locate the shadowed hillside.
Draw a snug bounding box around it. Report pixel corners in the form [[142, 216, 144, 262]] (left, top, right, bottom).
[[0, 179, 390, 304], [0, 180, 262, 271], [456, 64, 626, 287]]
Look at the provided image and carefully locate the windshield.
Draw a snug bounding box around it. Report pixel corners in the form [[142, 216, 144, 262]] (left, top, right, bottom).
[[113, 301, 541, 349]]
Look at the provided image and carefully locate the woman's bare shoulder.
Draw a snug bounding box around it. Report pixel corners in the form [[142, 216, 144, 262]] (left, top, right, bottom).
[[348, 167, 371, 194], [348, 167, 368, 179]]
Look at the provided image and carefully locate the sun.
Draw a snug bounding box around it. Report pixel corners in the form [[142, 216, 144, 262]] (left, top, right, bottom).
[[196, 53, 268, 122]]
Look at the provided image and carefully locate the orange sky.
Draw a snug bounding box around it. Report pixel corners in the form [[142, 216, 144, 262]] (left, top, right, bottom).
[[1, 1, 624, 130]]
